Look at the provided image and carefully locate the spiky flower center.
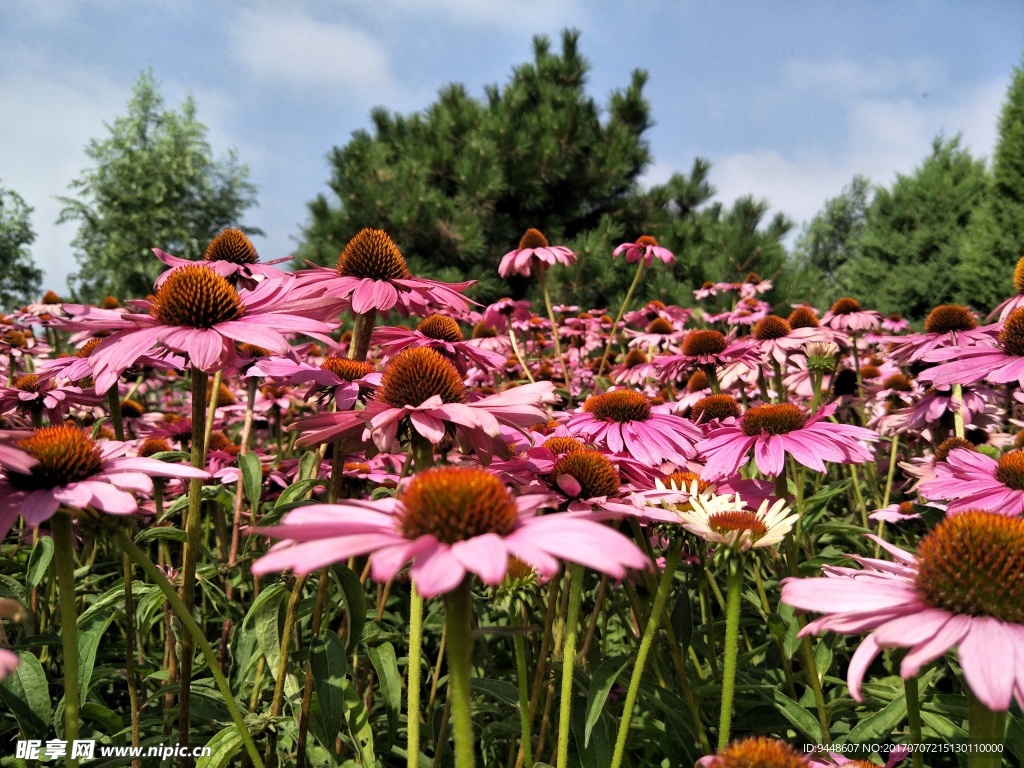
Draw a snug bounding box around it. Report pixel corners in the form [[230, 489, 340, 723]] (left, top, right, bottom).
[[204, 228, 259, 264], [120, 399, 146, 418], [320, 357, 374, 381], [647, 317, 674, 335], [686, 370, 709, 392], [787, 306, 819, 329], [1014, 256, 1024, 294], [924, 305, 976, 334], [881, 372, 913, 392], [208, 431, 240, 455], [3, 330, 27, 348], [916, 511, 1024, 624], [101, 296, 122, 309], [859, 364, 881, 380], [683, 330, 727, 358], [344, 462, 372, 474], [335, 228, 410, 280], [139, 437, 172, 458], [518, 228, 549, 249], [934, 437, 976, 463], [13, 374, 42, 393], [472, 322, 497, 339], [830, 297, 862, 315], [708, 510, 769, 539], [744, 272, 761, 284], [622, 348, 648, 368], [378, 347, 466, 408], [417, 315, 464, 342], [712, 736, 808, 768], [690, 394, 742, 423], [76, 338, 103, 358], [741, 403, 807, 436], [897, 501, 917, 517], [398, 466, 518, 544], [583, 390, 652, 423], [209, 383, 236, 407], [42, 290, 62, 304], [753, 315, 791, 341], [635, 235, 658, 247], [552, 450, 620, 499], [9, 426, 103, 490], [665, 470, 711, 494], [994, 450, 1024, 491], [999, 307, 1024, 357], [543, 436, 586, 455], [151, 265, 244, 329]]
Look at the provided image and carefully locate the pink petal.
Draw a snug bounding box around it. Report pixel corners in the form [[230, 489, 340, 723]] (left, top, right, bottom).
[[959, 617, 1015, 711], [451, 534, 509, 585]]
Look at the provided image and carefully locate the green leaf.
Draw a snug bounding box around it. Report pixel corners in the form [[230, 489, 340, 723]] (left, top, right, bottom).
[[844, 693, 907, 742], [584, 656, 629, 747], [0, 650, 50, 737], [197, 725, 244, 768], [76, 609, 116, 699], [134, 526, 187, 544], [242, 582, 288, 687], [80, 702, 124, 739], [470, 677, 521, 707], [239, 451, 263, 512], [343, 666, 377, 767], [26, 536, 53, 589], [670, 588, 693, 654], [298, 449, 319, 481], [331, 563, 368, 654], [368, 641, 401, 746], [758, 687, 822, 743], [309, 630, 350, 748], [273, 479, 327, 511]]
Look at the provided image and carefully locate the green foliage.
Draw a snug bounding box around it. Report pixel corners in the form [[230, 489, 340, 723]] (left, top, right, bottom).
[[298, 29, 653, 305], [0, 183, 43, 311], [832, 136, 987, 321], [58, 70, 259, 304], [956, 58, 1024, 311]]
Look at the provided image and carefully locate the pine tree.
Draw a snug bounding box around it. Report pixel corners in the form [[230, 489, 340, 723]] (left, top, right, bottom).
[[955, 59, 1024, 311], [835, 136, 987, 321], [58, 70, 260, 303], [0, 183, 43, 311]]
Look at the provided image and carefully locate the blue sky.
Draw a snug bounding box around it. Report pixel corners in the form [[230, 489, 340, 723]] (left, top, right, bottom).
[[1, 0, 1021, 294]]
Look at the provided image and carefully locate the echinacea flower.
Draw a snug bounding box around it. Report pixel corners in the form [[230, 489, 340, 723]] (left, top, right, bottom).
[[69, 266, 335, 392], [498, 228, 576, 278], [696, 736, 810, 768], [820, 297, 881, 332], [296, 228, 475, 315], [652, 330, 759, 382], [676, 487, 795, 553], [0, 374, 100, 425], [154, 228, 289, 289], [986, 254, 1024, 321], [781, 511, 1024, 711], [918, 447, 1024, 515], [883, 304, 995, 365], [372, 315, 507, 373], [869, 501, 922, 524], [920, 306, 1024, 388], [567, 389, 702, 467], [612, 235, 675, 267], [248, 356, 380, 408], [699, 401, 878, 479], [251, 465, 649, 598], [0, 425, 209, 538]]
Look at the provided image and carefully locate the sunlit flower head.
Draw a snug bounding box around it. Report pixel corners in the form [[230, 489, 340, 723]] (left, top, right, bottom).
[[612, 235, 675, 267], [498, 228, 576, 278], [677, 486, 795, 553]]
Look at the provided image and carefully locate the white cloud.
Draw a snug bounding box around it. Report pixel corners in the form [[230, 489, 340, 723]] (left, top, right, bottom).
[[348, 0, 587, 32], [709, 76, 1006, 243], [783, 55, 948, 98], [230, 8, 396, 95]]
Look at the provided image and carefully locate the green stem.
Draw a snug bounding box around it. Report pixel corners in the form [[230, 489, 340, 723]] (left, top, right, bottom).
[[266, 574, 306, 766], [203, 368, 223, 458], [106, 386, 125, 441], [611, 541, 682, 768], [952, 383, 965, 440], [53, 513, 80, 768], [703, 364, 721, 395], [717, 557, 744, 750], [539, 272, 574, 407], [443, 579, 476, 768], [349, 308, 378, 362], [904, 675, 924, 768], [178, 365, 208, 742], [116, 528, 264, 767], [296, 569, 330, 768], [556, 564, 585, 768], [966, 690, 1006, 768], [508, 327, 535, 383], [407, 585, 424, 768], [772, 358, 785, 402], [123, 545, 140, 765], [513, 614, 534, 768], [596, 261, 645, 379]]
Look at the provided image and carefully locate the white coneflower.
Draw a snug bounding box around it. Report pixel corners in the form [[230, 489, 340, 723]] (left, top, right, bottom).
[[676, 485, 796, 553]]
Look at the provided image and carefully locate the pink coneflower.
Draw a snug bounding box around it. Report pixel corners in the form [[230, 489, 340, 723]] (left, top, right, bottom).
[[820, 297, 881, 332], [881, 312, 910, 334], [625, 317, 684, 352], [883, 305, 995, 365], [251, 466, 648, 598], [612, 235, 675, 267], [693, 281, 718, 300], [567, 389, 702, 467], [749, 315, 834, 366], [652, 330, 759, 382], [696, 736, 809, 768], [782, 511, 1024, 712], [0, 374, 100, 425], [498, 228, 576, 278], [985, 254, 1024, 321], [698, 401, 878, 479], [738, 272, 773, 298], [0, 648, 18, 681], [920, 306, 1024, 388], [69, 266, 335, 392], [154, 228, 289, 289], [918, 447, 1024, 515], [292, 347, 556, 461], [869, 501, 922, 524], [371, 315, 507, 373], [0, 425, 208, 538], [296, 228, 475, 315], [248, 356, 380, 408]]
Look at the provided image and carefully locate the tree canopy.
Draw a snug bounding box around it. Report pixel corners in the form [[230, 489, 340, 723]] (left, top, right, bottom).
[[0, 183, 43, 312], [58, 70, 260, 303]]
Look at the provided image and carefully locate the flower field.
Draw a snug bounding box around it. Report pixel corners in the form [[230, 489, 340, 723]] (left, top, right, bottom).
[[1, 225, 1023, 768]]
